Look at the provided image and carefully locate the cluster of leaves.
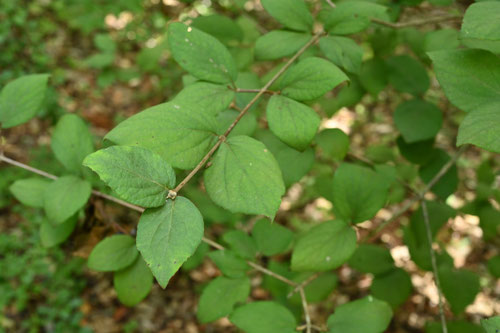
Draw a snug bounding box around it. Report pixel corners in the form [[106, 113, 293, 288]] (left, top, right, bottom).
[[0, 0, 499, 332], [0, 204, 89, 332]]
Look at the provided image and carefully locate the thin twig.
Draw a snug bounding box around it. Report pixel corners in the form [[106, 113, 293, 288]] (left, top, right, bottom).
[[288, 272, 321, 298], [173, 32, 323, 194], [299, 287, 312, 333], [371, 15, 461, 29], [247, 261, 297, 286], [235, 88, 277, 94], [421, 200, 448, 333]]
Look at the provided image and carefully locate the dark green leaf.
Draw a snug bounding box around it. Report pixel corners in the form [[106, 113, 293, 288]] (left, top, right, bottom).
[[40, 215, 78, 248], [252, 218, 294, 256], [260, 0, 313, 32], [191, 14, 243, 44], [439, 266, 480, 314], [316, 128, 350, 160], [394, 99, 442, 143], [371, 268, 412, 308], [386, 55, 429, 95], [255, 31, 310, 60], [419, 149, 458, 200], [114, 256, 153, 306], [44, 176, 91, 225], [319, 36, 363, 74], [230, 301, 297, 333], [348, 244, 394, 275], [136, 197, 204, 288], [88, 235, 138, 272]]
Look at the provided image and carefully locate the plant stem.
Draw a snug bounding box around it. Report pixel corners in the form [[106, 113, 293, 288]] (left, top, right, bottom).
[[371, 15, 461, 29], [173, 32, 323, 194], [288, 272, 321, 298], [235, 88, 277, 94], [421, 200, 448, 333], [299, 287, 312, 333]]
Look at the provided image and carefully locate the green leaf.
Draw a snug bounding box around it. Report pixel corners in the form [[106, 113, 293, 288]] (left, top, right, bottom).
[[396, 136, 436, 165], [481, 316, 500, 333], [424, 29, 460, 53], [487, 255, 500, 278], [477, 205, 500, 241], [332, 163, 389, 223], [114, 255, 153, 306], [208, 250, 249, 278], [229, 301, 297, 333], [182, 242, 210, 271], [316, 128, 350, 160], [429, 49, 500, 112], [394, 99, 442, 143], [0, 74, 50, 128], [136, 197, 204, 288], [191, 14, 243, 44], [260, 0, 313, 32], [327, 296, 393, 333], [348, 244, 394, 275], [386, 55, 429, 96], [83, 146, 176, 208], [291, 220, 357, 271], [439, 266, 480, 314], [359, 58, 388, 96], [266, 95, 320, 151], [280, 57, 348, 101], [216, 110, 257, 138], [172, 82, 235, 116], [319, 36, 363, 74], [457, 101, 500, 153], [288, 272, 338, 305], [255, 130, 315, 187], [255, 31, 310, 61], [204, 135, 285, 218], [9, 177, 50, 208], [168, 23, 237, 84], [44, 176, 91, 225], [51, 114, 94, 174], [419, 149, 458, 200], [252, 218, 294, 256], [105, 102, 218, 170], [197, 276, 251, 323], [40, 215, 78, 248], [460, 2, 500, 54], [371, 268, 412, 308], [222, 230, 257, 260], [88, 235, 138, 272], [324, 1, 389, 35]]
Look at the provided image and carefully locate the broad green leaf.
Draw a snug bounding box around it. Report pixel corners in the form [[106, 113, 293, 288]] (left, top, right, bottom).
[[332, 163, 389, 223], [0, 74, 49, 128], [88, 235, 138, 272], [136, 197, 204, 288], [222, 230, 257, 260], [288, 272, 338, 305], [477, 205, 500, 240], [409, 201, 455, 245], [371, 268, 412, 308], [280, 57, 348, 101], [252, 218, 293, 256], [83, 146, 176, 208], [197, 276, 251, 323], [386, 55, 429, 95], [40, 215, 78, 248], [429, 49, 500, 112], [424, 29, 460, 52], [487, 255, 500, 278], [208, 250, 249, 278], [396, 136, 437, 165], [114, 256, 153, 306], [457, 101, 500, 153], [191, 14, 243, 44], [460, 2, 500, 54], [105, 102, 218, 170], [44, 176, 91, 225], [394, 99, 442, 143], [260, 0, 313, 32], [168, 23, 237, 84], [9, 177, 50, 208], [266, 95, 320, 151], [204, 135, 285, 218], [172, 82, 235, 116], [255, 31, 310, 60], [51, 114, 94, 174], [324, 1, 389, 35], [315, 128, 350, 160], [419, 149, 458, 200], [291, 220, 357, 271], [229, 301, 297, 333], [324, 77, 365, 116], [439, 266, 480, 314], [327, 296, 393, 333], [319, 36, 363, 74], [427, 320, 484, 333], [359, 58, 388, 96], [348, 244, 394, 275], [482, 316, 500, 333], [255, 130, 315, 187]]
